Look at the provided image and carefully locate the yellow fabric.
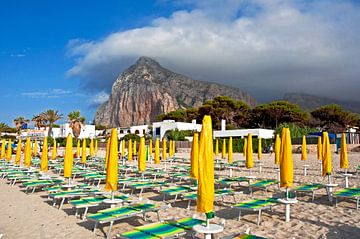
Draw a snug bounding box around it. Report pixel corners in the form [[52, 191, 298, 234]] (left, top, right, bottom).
[[340, 133, 348, 169], [105, 138, 110, 169], [24, 137, 31, 167], [15, 139, 22, 165], [52, 139, 57, 160], [81, 139, 87, 164], [162, 138, 167, 160], [89, 138, 94, 157], [149, 139, 152, 156], [222, 138, 226, 159], [190, 132, 199, 179], [301, 135, 307, 161], [128, 140, 133, 161], [197, 115, 214, 213], [258, 138, 262, 160], [40, 137, 48, 172], [169, 140, 172, 157], [274, 134, 280, 165], [105, 128, 118, 191], [95, 139, 98, 155], [76, 140, 80, 158], [245, 134, 253, 169], [243, 138, 247, 157], [322, 132, 332, 176], [6, 139, 12, 161], [317, 136, 322, 160], [138, 137, 146, 172], [64, 134, 73, 178], [154, 138, 160, 164], [228, 137, 233, 164], [133, 141, 137, 155], [172, 140, 176, 156], [1, 139, 6, 159], [33, 140, 38, 156], [215, 138, 219, 156], [280, 128, 293, 188]]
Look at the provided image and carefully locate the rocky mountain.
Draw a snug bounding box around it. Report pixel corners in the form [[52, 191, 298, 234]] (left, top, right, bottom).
[[95, 57, 256, 127], [283, 93, 360, 114]]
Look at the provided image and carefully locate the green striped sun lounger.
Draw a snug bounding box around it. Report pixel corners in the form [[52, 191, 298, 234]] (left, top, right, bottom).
[[23, 179, 64, 193], [217, 177, 250, 188], [293, 183, 323, 201], [183, 189, 241, 209], [160, 186, 194, 201], [334, 188, 360, 210], [129, 181, 166, 196], [49, 188, 100, 209], [249, 179, 278, 196], [234, 198, 278, 225]]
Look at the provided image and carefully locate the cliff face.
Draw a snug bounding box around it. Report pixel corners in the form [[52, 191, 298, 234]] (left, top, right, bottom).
[[95, 57, 256, 127]]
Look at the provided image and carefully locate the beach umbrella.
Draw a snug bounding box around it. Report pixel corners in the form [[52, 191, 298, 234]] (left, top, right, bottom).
[[64, 134, 73, 183], [40, 137, 48, 172], [128, 139, 133, 161], [317, 136, 322, 160], [243, 138, 247, 157], [15, 139, 22, 165], [121, 139, 125, 158], [197, 115, 214, 222], [52, 139, 57, 160], [169, 140, 172, 157], [322, 132, 332, 179], [221, 138, 226, 159], [275, 134, 281, 165], [133, 140, 137, 156], [105, 128, 118, 195], [89, 138, 94, 157], [301, 135, 307, 161], [228, 137, 233, 164], [149, 139, 152, 156], [154, 138, 160, 164], [258, 138, 262, 160], [95, 139, 98, 156], [215, 138, 219, 156], [245, 134, 254, 170], [1, 139, 5, 159], [173, 140, 176, 156], [105, 138, 110, 169], [190, 132, 199, 179], [81, 139, 87, 165], [340, 133, 348, 170], [6, 139, 12, 161], [33, 140, 38, 156], [24, 137, 31, 167], [279, 128, 293, 193], [138, 137, 146, 172], [76, 140, 80, 158], [162, 138, 167, 160]]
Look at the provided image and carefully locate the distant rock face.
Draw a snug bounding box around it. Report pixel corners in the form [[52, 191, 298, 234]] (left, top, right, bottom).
[[95, 57, 256, 127]]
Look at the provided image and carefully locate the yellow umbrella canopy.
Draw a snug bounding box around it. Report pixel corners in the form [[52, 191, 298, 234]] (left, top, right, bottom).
[[133, 140, 137, 155], [154, 138, 160, 164], [105, 138, 110, 169], [228, 137, 233, 164], [215, 138, 219, 156], [121, 139, 125, 157], [162, 138, 167, 160], [15, 139, 22, 165], [149, 139, 153, 155], [6, 139, 12, 161], [245, 134, 253, 169], [169, 140, 172, 157], [190, 132, 199, 179], [90, 138, 95, 157], [279, 128, 293, 188], [301, 135, 307, 161], [81, 139, 87, 164], [24, 137, 31, 167], [33, 140, 38, 156], [128, 139, 133, 161], [105, 128, 119, 191], [322, 132, 332, 176], [64, 134, 74, 178], [1, 139, 6, 159], [76, 139, 80, 158], [243, 138, 247, 157], [221, 138, 226, 159], [340, 133, 348, 169], [173, 140, 176, 155], [40, 137, 48, 172], [95, 139, 98, 156], [197, 115, 214, 214], [317, 136, 322, 160], [138, 137, 146, 172], [274, 134, 281, 165], [52, 139, 57, 160], [258, 138, 262, 160]]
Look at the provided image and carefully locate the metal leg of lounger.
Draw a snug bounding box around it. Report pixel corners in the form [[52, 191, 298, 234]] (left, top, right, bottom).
[[356, 198, 359, 210], [75, 208, 78, 217], [106, 221, 114, 239], [335, 197, 338, 207], [238, 209, 241, 221], [221, 196, 224, 202], [250, 187, 253, 197], [312, 191, 315, 202], [187, 200, 191, 210], [52, 198, 57, 207], [156, 210, 161, 221], [257, 210, 262, 226], [174, 194, 178, 201], [59, 197, 66, 209], [233, 195, 237, 203], [83, 207, 89, 220], [32, 187, 36, 194], [163, 194, 166, 201], [143, 212, 147, 221], [93, 222, 98, 233]]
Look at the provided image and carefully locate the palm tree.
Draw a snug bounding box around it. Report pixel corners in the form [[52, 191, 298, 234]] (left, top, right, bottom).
[[32, 114, 45, 129], [0, 122, 10, 137], [67, 110, 85, 139], [13, 116, 30, 134], [40, 110, 63, 137]]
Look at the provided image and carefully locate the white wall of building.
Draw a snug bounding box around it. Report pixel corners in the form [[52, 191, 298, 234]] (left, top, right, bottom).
[[51, 123, 95, 139], [213, 128, 274, 139], [152, 120, 202, 139]]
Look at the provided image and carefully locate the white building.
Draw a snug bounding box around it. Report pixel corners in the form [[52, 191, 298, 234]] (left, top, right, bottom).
[[213, 128, 274, 139], [51, 123, 96, 139], [152, 120, 202, 139]]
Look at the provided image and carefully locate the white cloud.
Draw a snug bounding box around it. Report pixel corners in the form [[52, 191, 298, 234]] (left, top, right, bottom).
[[90, 91, 109, 106], [21, 89, 73, 98], [67, 0, 360, 101]]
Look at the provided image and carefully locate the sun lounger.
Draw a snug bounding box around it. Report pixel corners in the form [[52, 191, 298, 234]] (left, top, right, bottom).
[[234, 198, 278, 225], [334, 187, 360, 210], [293, 183, 324, 201], [249, 179, 278, 196], [128, 181, 166, 196], [183, 189, 242, 209], [160, 185, 195, 201], [217, 177, 251, 188], [49, 188, 101, 209], [23, 178, 64, 193]]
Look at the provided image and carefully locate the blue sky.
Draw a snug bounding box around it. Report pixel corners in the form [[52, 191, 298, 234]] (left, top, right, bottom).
[[1, 0, 359, 126]]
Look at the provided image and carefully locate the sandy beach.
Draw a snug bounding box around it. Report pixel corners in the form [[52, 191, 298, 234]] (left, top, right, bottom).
[[0, 151, 359, 239]]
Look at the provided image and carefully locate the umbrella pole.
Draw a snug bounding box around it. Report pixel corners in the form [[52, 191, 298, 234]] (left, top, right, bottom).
[[67, 177, 71, 186], [327, 174, 331, 184], [286, 188, 289, 200], [111, 191, 114, 200]]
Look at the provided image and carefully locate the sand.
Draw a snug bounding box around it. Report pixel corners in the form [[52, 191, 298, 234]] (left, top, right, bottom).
[[0, 151, 360, 239]]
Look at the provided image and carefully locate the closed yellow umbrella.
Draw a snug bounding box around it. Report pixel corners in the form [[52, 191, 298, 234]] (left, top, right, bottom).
[[121, 139, 125, 158], [24, 137, 31, 167], [133, 140, 137, 156], [228, 137, 233, 164], [322, 132, 332, 178], [149, 139, 153, 156], [340, 133, 348, 170], [162, 138, 167, 160], [15, 139, 22, 165], [280, 128, 293, 189], [243, 138, 247, 157], [197, 115, 214, 217], [64, 134, 73, 181], [89, 138, 94, 157], [33, 140, 38, 156], [105, 128, 118, 193], [52, 139, 57, 160], [246, 134, 253, 170], [317, 136, 322, 160], [128, 140, 133, 161], [6, 139, 12, 161], [215, 138, 219, 156], [95, 139, 98, 156], [1, 139, 6, 159], [138, 137, 146, 172], [258, 138, 262, 160], [173, 140, 176, 156], [154, 138, 160, 164], [169, 140, 172, 157], [76, 139, 80, 158], [81, 139, 87, 164], [40, 137, 48, 172], [301, 135, 307, 161], [275, 134, 281, 165], [190, 132, 199, 179], [221, 138, 226, 159], [105, 138, 110, 169]]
